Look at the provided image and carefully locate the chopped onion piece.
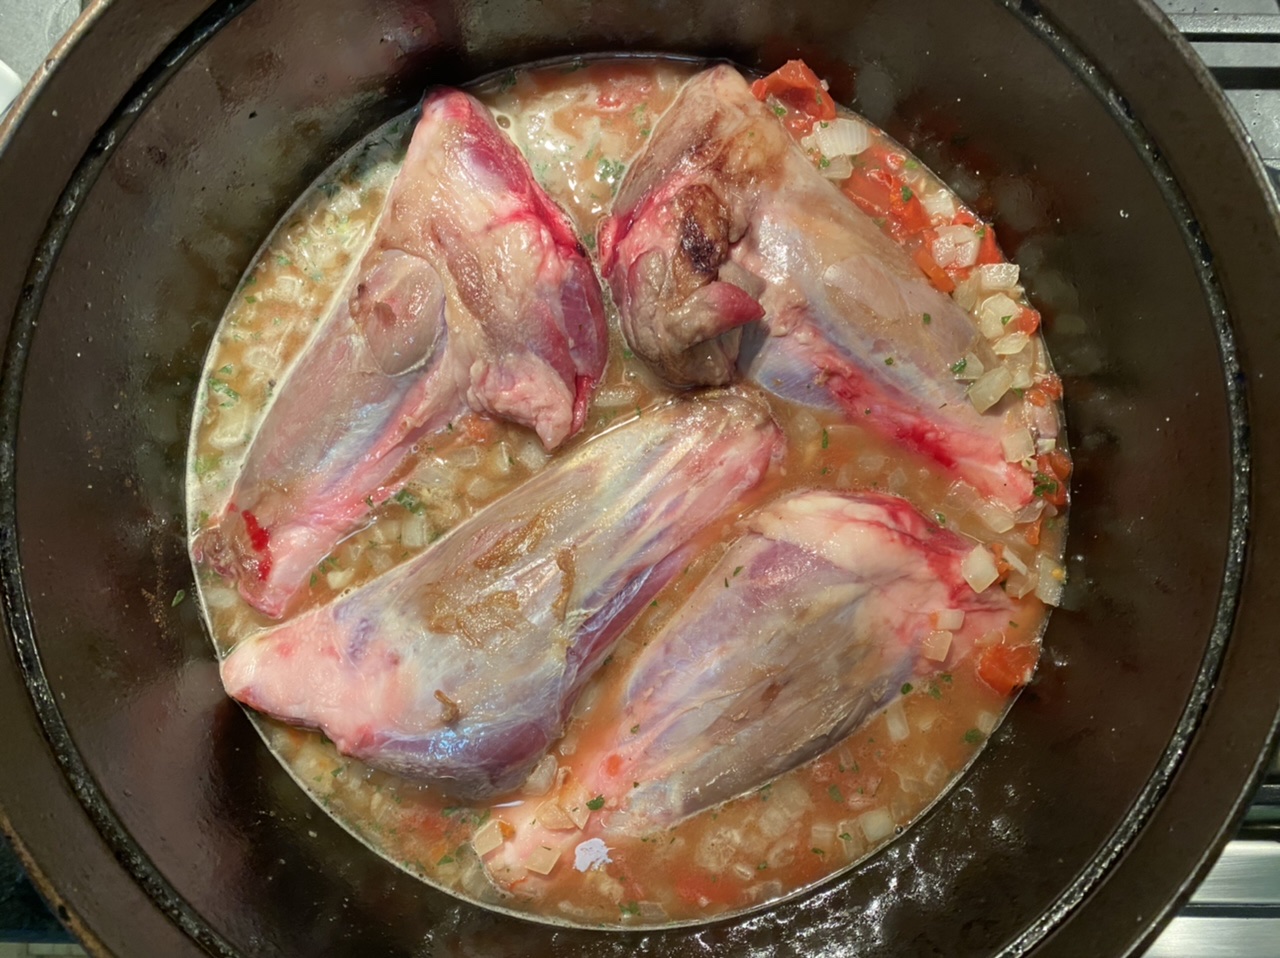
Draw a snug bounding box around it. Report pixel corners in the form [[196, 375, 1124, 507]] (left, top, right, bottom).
[[932, 225, 980, 269], [401, 513, 429, 548], [954, 351, 984, 382], [961, 545, 1000, 593], [934, 609, 965, 631], [1002, 428, 1035, 462], [524, 844, 561, 876], [967, 366, 1014, 413], [819, 153, 854, 180], [976, 262, 1021, 291], [812, 116, 871, 157], [472, 818, 505, 857], [1001, 546, 1029, 575], [566, 798, 591, 829], [920, 189, 957, 222], [521, 755, 557, 796], [978, 293, 1021, 339], [993, 331, 1031, 356], [858, 808, 896, 844], [976, 499, 1016, 534], [638, 902, 667, 921], [885, 700, 910, 742], [953, 274, 983, 312], [1035, 555, 1066, 606], [922, 630, 952, 662], [326, 567, 355, 590], [838, 820, 863, 858], [1010, 362, 1035, 390], [535, 800, 577, 831], [977, 710, 1000, 734], [1036, 437, 1057, 454], [1005, 570, 1038, 599]]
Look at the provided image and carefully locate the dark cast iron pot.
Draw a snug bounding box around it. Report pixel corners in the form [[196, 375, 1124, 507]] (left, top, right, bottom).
[[2, 0, 1279, 955]]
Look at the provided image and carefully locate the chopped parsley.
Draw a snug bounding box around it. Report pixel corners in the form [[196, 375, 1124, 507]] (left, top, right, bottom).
[[839, 832, 854, 842], [597, 157, 626, 194], [901, 185, 913, 202], [733, 565, 744, 577], [772, 104, 787, 117], [950, 358, 968, 376], [586, 795, 605, 811], [171, 589, 186, 608], [922, 312, 932, 325], [963, 728, 985, 745], [901, 682, 914, 694], [934, 512, 947, 526], [818, 154, 831, 169], [209, 380, 240, 402], [811, 847, 826, 856], [756, 862, 769, 870], [821, 428, 830, 449], [393, 489, 425, 514], [619, 902, 640, 916], [630, 724, 640, 734], [1001, 314, 1013, 326], [884, 357, 895, 366], [276, 254, 292, 267], [940, 672, 953, 683], [437, 854, 455, 865], [1032, 473, 1059, 498], [827, 784, 844, 804]]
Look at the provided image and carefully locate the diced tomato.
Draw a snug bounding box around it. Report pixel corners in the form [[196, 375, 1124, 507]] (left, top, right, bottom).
[[750, 59, 838, 124], [1014, 306, 1041, 335], [976, 225, 1003, 266], [1034, 449, 1071, 507], [951, 208, 979, 227], [912, 246, 956, 293], [1038, 374, 1064, 400], [1023, 516, 1044, 547], [898, 192, 932, 236], [1038, 448, 1072, 482], [976, 643, 1039, 696], [842, 167, 897, 219], [603, 752, 623, 777], [458, 415, 494, 444], [990, 543, 1013, 580]]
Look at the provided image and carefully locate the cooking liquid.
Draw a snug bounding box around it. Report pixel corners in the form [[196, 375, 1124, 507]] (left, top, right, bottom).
[[187, 57, 1067, 928]]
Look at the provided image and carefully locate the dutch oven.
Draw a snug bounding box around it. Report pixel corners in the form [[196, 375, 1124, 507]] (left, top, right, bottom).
[[2, 0, 1279, 955]]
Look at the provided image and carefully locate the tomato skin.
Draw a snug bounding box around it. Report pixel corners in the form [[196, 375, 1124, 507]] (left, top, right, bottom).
[[976, 643, 1039, 696], [976, 226, 1003, 265]]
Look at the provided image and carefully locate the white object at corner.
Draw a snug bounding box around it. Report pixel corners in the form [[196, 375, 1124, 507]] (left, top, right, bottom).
[[0, 59, 23, 116]]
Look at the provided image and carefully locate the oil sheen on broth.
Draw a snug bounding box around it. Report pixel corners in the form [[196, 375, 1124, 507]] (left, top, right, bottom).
[[187, 57, 1068, 928]]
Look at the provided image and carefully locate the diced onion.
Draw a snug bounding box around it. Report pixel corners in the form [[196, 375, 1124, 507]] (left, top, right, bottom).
[[838, 820, 863, 858], [858, 808, 896, 844], [920, 189, 958, 222], [993, 331, 1031, 356], [977, 710, 1000, 734], [1005, 570, 1038, 599], [819, 153, 854, 180], [953, 274, 983, 312], [1035, 555, 1066, 606], [638, 902, 667, 921], [535, 800, 577, 831], [401, 514, 430, 548], [1036, 437, 1057, 454], [1002, 428, 1035, 463], [931, 225, 980, 269], [522, 755, 557, 796], [978, 293, 1021, 339], [976, 262, 1021, 291], [472, 818, 505, 857], [885, 700, 911, 742], [812, 116, 872, 157], [967, 366, 1014, 413], [593, 385, 640, 409], [934, 609, 965, 631], [1001, 546, 1029, 575], [961, 545, 1000, 593], [524, 844, 561, 875], [954, 352, 984, 382], [976, 499, 1016, 534], [326, 567, 355, 590]]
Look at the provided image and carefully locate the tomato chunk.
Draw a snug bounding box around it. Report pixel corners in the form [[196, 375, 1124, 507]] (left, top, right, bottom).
[[912, 247, 956, 293], [750, 59, 838, 123], [976, 225, 1003, 265], [976, 643, 1039, 696]]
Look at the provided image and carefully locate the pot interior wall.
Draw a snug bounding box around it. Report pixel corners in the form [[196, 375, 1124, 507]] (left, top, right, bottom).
[[4, 0, 1241, 955]]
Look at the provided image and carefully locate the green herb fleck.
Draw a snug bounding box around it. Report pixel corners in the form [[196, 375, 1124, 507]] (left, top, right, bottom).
[[950, 358, 968, 375], [839, 832, 853, 842], [941, 672, 953, 683], [582, 232, 597, 251], [622, 347, 635, 360], [922, 312, 932, 325], [244, 294, 257, 304], [963, 728, 985, 745], [393, 489, 425, 514], [901, 185, 913, 202], [498, 70, 517, 93], [171, 589, 186, 608], [210, 380, 240, 402], [446, 421, 455, 432], [1032, 473, 1059, 498], [724, 577, 731, 588], [619, 902, 640, 916], [1001, 314, 1013, 326], [771, 103, 787, 117], [821, 428, 830, 449], [818, 154, 831, 169], [218, 364, 234, 375], [928, 683, 943, 700], [733, 565, 744, 577], [276, 254, 292, 267], [437, 854, 455, 865], [630, 724, 640, 734], [193, 454, 221, 477], [587, 795, 605, 811], [884, 356, 895, 366], [309, 572, 318, 587], [597, 158, 626, 194], [649, 599, 659, 608], [757, 862, 769, 870], [827, 784, 844, 803], [901, 682, 913, 694], [811, 847, 826, 856]]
